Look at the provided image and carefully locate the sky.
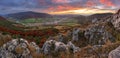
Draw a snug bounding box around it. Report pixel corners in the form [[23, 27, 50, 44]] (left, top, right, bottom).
[[0, 0, 120, 15]]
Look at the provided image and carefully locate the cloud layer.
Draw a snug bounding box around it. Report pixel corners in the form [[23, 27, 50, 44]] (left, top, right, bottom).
[[0, 0, 120, 15]]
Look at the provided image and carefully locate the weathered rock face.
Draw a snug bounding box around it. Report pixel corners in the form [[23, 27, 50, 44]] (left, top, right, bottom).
[[72, 28, 80, 42], [108, 46, 120, 58], [0, 38, 41, 58], [67, 41, 80, 53], [92, 18, 100, 24], [58, 34, 65, 43], [111, 9, 120, 31], [84, 24, 115, 45], [42, 40, 80, 55]]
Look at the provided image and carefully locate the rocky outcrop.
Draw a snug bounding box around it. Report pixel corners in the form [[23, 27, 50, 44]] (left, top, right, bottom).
[[84, 9, 120, 45], [111, 9, 120, 31], [72, 28, 80, 42], [108, 46, 120, 58], [67, 41, 80, 53], [84, 24, 115, 45], [0, 38, 41, 58], [42, 40, 80, 55], [0, 38, 80, 58]]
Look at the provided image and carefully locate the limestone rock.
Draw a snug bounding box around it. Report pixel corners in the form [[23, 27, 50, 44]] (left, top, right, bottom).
[[42, 40, 80, 55], [0, 38, 40, 58], [72, 28, 80, 42], [111, 9, 120, 31], [108, 46, 120, 58], [84, 25, 115, 45]]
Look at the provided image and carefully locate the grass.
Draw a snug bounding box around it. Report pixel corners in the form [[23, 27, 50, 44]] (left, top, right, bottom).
[[0, 19, 24, 31], [23, 41, 120, 58], [0, 33, 12, 47], [20, 18, 58, 24]]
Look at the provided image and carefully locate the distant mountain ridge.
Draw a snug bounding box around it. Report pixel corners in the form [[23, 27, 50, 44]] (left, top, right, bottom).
[[5, 11, 52, 20], [88, 13, 113, 19]]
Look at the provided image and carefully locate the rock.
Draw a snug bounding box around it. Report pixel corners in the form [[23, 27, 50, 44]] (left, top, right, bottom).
[[58, 33, 64, 42], [42, 40, 80, 55], [42, 40, 56, 55], [84, 25, 115, 45], [30, 42, 41, 53], [57, 33, 68, 44], [72, 28, 80, 42], [54, 41, 68, 53], [0, 38, 41, 58], [67, 41, 80, 53], [111, 9, 120, 31], [92, 18, 99, 24], [42, 40, 68, 55], [108, 46, 120, 58]]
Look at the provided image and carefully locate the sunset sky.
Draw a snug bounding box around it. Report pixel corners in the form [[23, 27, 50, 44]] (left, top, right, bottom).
[[0, 0, 120, 15]]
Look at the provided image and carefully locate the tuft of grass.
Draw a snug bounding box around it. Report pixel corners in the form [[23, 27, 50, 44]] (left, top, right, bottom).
[[0, 33, 12, 47]]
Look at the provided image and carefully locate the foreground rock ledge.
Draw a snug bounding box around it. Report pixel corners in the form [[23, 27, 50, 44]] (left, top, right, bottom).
[[109, 46, 120, 58], [0, 38, 80, 58]]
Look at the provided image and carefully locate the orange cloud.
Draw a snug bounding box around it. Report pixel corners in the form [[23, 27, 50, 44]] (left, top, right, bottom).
[[86, 1, 95, 6], [49, 8, 115, 15], [47, 5, 81, 12], [100, 0, 115, 6]]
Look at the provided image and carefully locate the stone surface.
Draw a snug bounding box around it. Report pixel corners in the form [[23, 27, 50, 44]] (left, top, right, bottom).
[[67, 41, 80, 53], [84, 24, 115, 45], [0, 38, 40, 58], [108, 46, 120, 58], [42, 40, 80, 55], [111, 9, 120, 31], [72, 28, 80, 42]]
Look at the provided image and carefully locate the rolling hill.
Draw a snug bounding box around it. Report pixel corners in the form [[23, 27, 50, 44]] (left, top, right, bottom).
[[0, 16, 24, 31], [4, 11, 52, 20], [73, 13, 113, 24]]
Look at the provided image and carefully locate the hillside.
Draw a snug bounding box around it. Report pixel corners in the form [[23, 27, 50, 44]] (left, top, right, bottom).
[[5, 11, 52, 20], [74, 13, 113, 24], [88, 13, 113, 19], [0, 16, 24, 31]]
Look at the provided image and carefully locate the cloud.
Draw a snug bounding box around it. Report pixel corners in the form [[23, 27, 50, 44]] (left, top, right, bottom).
[[52, 0, 69, 3], [86, 1, 95, 7], [49, 8, 115, 15], [0, 0, 119, 15], [46, 4, 83, 13], [99, 0, 115, 6]]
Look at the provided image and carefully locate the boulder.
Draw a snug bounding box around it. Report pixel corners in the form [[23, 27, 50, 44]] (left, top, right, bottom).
[[0, 38, 40, 58], [67, 41, 80, 53], [108, 46, 120, 58], [42, 40, 80, 55]]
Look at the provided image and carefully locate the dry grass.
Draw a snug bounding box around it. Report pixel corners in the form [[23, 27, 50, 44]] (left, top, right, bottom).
[[0, 33, 12, 47], [77, 41, 120, 58], [0, 30, 120, 58], [15, 46, 24, 54]]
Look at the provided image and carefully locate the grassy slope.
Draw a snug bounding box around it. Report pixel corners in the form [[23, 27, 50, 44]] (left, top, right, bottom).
[[20, 18, 57, 24], [0, 16, 24, 31], [0, 20, 24, 31]]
